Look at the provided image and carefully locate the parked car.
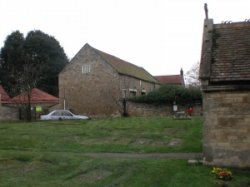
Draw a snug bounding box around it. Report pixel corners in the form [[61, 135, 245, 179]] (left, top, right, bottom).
[[40, 110, 89, 120]]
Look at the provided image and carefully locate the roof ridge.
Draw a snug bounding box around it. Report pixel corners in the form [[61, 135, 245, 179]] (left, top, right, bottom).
[[12, 88, 58, 104], [90, 45, 143, 69], [214, 21, 250, 29], [88, 44, 158, 83], [155, 74, 181, 77]]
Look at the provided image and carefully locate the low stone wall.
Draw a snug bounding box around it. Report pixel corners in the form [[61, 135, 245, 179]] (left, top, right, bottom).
[[126, 101, 202, 117], [0, 105, 19, 121], [127, 102, 172, 117]]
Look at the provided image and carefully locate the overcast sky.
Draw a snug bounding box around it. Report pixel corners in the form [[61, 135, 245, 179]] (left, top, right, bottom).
[[1, 0, 249, 75]]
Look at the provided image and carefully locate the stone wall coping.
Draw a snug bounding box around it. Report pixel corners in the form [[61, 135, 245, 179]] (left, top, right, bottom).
[[202, 84, 250, 92]]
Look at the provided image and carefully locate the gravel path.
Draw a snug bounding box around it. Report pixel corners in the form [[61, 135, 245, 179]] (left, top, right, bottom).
[[83, 152, 202, 159]]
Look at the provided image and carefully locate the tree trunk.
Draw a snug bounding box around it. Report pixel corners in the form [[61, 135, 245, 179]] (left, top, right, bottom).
[[26, 90, 32, 122]]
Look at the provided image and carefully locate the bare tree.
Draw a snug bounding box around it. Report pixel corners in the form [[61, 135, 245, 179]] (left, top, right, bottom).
[[13, 54, 43, 121], [185, 62, 201, 87]]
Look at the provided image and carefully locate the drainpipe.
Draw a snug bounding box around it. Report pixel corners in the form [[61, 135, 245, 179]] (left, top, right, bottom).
[[63, 88, 66, 110]]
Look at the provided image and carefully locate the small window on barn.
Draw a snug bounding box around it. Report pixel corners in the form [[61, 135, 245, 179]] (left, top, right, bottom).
[[129, 88, 137, 97], [82, 64, 91, 74], [141, 89, 146, 95]]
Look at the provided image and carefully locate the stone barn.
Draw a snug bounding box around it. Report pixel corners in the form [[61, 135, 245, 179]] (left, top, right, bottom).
[[59, 43, 159, 117], [199, 18, 250, 167]]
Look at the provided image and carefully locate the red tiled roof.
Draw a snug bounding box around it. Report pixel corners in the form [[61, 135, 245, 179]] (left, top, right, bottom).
[[154, 75, 184, 85], [12, 88, 59, 104], [0, 85, 11, 103]]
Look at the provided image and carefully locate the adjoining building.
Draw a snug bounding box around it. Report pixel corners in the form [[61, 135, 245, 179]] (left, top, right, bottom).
[[12, 88, 59, 115], [154, 69, 185, 86], [0, 86, 59, 120], [0, 85, 18, 121], [199, 17, 250, 167], [59, 43, 160, 117]]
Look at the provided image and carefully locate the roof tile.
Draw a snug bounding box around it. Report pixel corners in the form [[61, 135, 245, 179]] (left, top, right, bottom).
[[0, 85, 11, 103], [12, 88, 59, 104], [210, 22, 250, 82], [154, 75, 184, 85], [92, 46, 159, 83]]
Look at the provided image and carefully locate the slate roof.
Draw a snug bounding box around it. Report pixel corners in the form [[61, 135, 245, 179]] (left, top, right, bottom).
[[12, 88, 59, 104], [93, 47, 158, 83], [154, 75, 184, 85], [211, 22, 250, 82], [65, 43, 159, 84], [0, 85, 11, 103], [201, 21, 250, 83]]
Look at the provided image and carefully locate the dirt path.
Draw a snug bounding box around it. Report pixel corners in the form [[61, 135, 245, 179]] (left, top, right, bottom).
[[83, 152, 202, 159], [0, 149, 202, 160]]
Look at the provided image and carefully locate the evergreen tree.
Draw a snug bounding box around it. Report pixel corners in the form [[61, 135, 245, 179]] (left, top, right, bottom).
[[0, 31, 25, 95], [0, 30, 68, 96], [23, 30, 68, 95]]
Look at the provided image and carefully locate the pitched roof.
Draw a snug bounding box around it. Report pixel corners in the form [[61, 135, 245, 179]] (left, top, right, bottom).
[[64, 43, 159, 84], [154, 75, 184, 85], [93, 47, 158, 83], [200, 20, 250, 84], [211, 22, 250, 82], [0, 85, 11, 103], [12, 88, 59, 104]]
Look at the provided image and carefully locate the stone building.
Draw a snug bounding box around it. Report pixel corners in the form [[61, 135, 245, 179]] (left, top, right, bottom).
[[59, 44, 159, 117], [199, 18, 250, 167]]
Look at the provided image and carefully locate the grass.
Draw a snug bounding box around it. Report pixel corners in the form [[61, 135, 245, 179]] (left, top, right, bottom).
[[0, 117, 249, 187], [0, 117, 202, 153]]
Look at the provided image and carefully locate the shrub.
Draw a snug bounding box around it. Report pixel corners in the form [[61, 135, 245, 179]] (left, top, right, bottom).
[[130, 85, 202, 105]]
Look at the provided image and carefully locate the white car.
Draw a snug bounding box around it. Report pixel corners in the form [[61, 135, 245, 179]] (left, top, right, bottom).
[[40, 110, 89, 120]]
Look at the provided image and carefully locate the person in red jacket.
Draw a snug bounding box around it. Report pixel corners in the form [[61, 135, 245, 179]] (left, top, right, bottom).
[[187, 106, 194, 116]]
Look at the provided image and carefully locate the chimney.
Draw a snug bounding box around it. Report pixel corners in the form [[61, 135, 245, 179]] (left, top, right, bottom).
[[180, 68, 184, 76], [204, 3, 209, 20]]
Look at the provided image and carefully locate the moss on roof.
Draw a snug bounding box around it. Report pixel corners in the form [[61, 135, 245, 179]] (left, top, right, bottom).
[[91, 46, 159, 83]]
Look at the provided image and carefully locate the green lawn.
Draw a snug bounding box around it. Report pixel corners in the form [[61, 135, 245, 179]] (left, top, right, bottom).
[[0, 117, 202, 153], [0, 117, 249, 187]]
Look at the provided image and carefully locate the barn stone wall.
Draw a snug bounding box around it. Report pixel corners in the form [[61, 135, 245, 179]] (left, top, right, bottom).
[[203, 91, 250, 168], [59, 46, 158, 117], [59, 46, 120, 117]]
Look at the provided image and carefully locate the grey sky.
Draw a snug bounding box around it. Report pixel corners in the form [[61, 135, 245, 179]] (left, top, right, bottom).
[[0, 0, 249, 75]]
